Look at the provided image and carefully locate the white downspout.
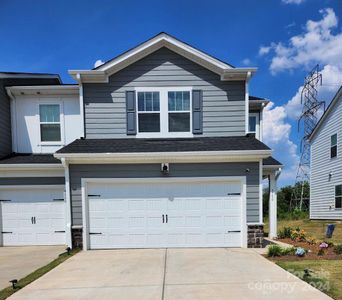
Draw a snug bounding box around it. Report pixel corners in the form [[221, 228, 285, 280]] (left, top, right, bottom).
[[269, 171, 278, 239], [245, 71, 251, 135], [61, 158, 73, 248], [76, 73, 85, 138]]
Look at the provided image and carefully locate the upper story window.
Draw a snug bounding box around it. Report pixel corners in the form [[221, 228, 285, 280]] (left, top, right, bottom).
[[39, 104, 61, 142], [331, 133, 337, 158], [136, 88, 192, 137], [248, 112, 259, 139], [137, 92, 160, 132], [168, 91, 190, 132], [335, 185, 342, 209]]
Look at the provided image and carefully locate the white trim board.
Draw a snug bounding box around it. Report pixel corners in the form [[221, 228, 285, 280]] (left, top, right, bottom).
[[69, 33, 257, 83], [81, 176, 247, 250]]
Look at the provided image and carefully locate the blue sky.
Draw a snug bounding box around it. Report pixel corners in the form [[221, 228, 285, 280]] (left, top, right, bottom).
[[1, 0, 341, 186]]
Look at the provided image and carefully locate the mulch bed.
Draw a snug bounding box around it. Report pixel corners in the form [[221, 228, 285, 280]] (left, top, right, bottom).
[[270, 238, 342, 261]]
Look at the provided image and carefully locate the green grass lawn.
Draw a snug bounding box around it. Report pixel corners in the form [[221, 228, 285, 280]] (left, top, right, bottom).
[[265, 218, 342, 244], [277, 260, 342, 300], [0, 248, 80, 300]]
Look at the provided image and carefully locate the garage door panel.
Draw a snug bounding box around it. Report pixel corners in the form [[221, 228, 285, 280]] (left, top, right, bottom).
[[0, 187, 66, 246], [87, 179, 243, 249]]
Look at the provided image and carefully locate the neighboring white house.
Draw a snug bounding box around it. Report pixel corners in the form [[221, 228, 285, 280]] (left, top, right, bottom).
[[310, 86, 342, 220]]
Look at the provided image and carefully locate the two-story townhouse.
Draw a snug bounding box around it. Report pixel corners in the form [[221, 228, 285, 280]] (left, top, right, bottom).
[[0, 33, 282, 250], [309, 86, 342, 220]]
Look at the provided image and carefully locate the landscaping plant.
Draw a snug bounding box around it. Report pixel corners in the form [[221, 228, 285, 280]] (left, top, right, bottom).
[[267, 245, 283, 257], [295, 247, 306, 257], [278, 226, 293, 239], [333, 244, 342, 255]]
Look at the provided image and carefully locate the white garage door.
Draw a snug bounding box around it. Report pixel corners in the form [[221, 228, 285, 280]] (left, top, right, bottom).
[[0, 187, 66, 246], [87, 178, 243, 249]]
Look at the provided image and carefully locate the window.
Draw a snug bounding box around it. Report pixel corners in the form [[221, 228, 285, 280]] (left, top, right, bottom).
[[136, 88, 192, 137], [39, 104, 61, 142], [331, 134, 337, 158], [249, 116, 257, 133], [168, 91, 190, 132], [335, 185, 342, 209], [137, 92, 160, 132]]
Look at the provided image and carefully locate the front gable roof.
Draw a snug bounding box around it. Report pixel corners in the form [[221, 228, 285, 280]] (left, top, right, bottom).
[[69, 32, 257, 83], [309, 86, 342, 142]]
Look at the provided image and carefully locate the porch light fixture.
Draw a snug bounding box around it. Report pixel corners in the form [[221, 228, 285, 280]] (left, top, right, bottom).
[[328, 171, 332, 181], [161, 163, 169, 175], [245, 168, 250, 173]]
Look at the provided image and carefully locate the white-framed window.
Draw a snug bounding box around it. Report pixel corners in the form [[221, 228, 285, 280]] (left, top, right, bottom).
[[248, 112, 260, 139], [331, 133, 337, 159], [335, 185, 342, 209], [136, 87, 192, 138], [39, 104, 62, 142]]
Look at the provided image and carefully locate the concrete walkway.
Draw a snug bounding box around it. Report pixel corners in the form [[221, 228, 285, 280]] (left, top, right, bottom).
[[9, 248, 332, 300], [0, 245, 66, 290]]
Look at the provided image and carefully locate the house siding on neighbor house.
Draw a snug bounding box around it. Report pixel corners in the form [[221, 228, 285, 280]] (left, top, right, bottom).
[[83, 48, 246, 139], [311, 92, 342, 219], [69, 162, 260, 227]]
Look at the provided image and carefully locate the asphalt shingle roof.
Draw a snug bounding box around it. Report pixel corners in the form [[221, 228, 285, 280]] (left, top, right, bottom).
[[263, 156, 282, 166], [56, 136, 270, 154], [0, 154, 61, 164]]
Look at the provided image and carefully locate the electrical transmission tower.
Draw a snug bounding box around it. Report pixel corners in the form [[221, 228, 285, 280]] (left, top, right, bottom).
[[291, 65, 325, 211]]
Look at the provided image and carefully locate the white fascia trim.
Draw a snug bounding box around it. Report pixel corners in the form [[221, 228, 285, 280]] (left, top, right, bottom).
[[69, 33, 257, 82], [54, 150, 272, 163], [6, 85, 79, 96], [0, 184, 64, 190], [0, 164, 63, 171]]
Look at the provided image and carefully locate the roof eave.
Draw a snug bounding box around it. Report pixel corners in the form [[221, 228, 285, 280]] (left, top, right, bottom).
[[54, 149, 272, 164]]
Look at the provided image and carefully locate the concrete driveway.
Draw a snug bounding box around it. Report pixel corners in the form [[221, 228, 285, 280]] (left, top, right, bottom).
[[9, 248, 331, 300], [0, 246, 66, 290]]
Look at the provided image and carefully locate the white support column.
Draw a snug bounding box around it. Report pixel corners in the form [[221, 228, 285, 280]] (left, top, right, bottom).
[[62, 158, 73, 248], [269, 172, 278, 239]]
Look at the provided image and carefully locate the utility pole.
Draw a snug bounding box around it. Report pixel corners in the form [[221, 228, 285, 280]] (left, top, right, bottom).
[[291, 65, 325, 211]]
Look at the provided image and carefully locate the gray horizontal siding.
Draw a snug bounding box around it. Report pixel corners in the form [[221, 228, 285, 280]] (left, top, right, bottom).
[[83, 47, 246, 138], [0, 177, 65, 185], [0, 80, 12, 158], [69, 162, 260, 226], [310, 92, 342, 220]]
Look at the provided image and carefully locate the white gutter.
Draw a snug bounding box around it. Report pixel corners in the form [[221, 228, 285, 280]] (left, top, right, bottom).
[[54, 150, 272, 164], [0, 164, 63, 170]]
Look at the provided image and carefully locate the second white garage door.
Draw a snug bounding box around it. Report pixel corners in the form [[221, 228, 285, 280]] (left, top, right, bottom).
[[86, 178, 244, 249]]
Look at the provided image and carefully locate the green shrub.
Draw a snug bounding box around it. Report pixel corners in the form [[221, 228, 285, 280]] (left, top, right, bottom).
[[334, 244, 342, 255], [278, 227, 293, 239], [267, 245, 283, 257], [281, 247, 296, 256], [318, 249, 325, 256]]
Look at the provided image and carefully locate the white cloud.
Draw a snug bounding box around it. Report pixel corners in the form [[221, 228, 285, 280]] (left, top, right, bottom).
[[263, 102, 299, 185], [94, 59, 105, 68], [282, 0, 305, 4], [264, 8, 342, 74], [285, 64, 342, 120], [261, 8, 342, 186], [258, 46, 271, 56], [242, 58, 251, 65]]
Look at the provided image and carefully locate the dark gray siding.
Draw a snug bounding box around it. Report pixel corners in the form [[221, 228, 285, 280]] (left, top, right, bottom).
[[83, 47, 246, 138], [0, 177, 65, 185], [0, 80, 12, 158], [69, 162, 260, 226]]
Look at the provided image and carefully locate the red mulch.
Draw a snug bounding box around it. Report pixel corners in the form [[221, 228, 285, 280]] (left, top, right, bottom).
[[269, 238, 342, 261]]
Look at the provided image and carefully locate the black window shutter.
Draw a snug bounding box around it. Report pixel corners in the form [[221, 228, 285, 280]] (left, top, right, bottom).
[[192, 90, 203, 134], [126, 91, 136, 135]]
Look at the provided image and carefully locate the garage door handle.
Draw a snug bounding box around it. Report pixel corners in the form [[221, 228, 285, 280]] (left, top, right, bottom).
[[0, 199, 11, 202], [166, 214, 168, 223], [227, 230, 241, 233], [89, 232, 102, 235], [53, 198, 64, 201], [1, 231, 12, 234], [88, 194, 101, 197], [54, 230, 65, 233], [162, 214, 165, 223]]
